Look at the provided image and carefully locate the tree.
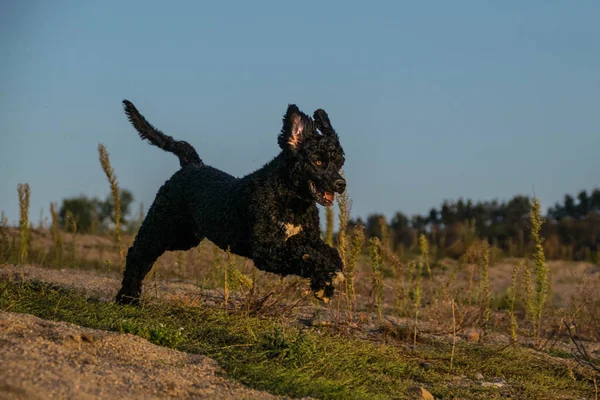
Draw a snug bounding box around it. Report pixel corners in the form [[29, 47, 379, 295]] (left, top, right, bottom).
[[440, 201, 455, 227], [59, 195, 101, 233], [591, 189, 600, 213], [547, 202, 565, 221], [456, 198, 466, 222], [427, 208, 439, 226], [59, 189, 135, 234], [563, 194, 576, 218], [347, 217, 365, 232], [99, 189, 135, 226], [366, 214, 388, 241], [576, 190, 590, 218], [410, 215, 428, 232], [390, 211, 412, 249], [391, 212, 409, 231], [504, 196, 530, 225]]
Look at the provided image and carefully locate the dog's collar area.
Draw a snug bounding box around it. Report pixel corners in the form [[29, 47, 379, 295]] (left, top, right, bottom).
[[273, 216, 303, 241], [282, 222, 302, 241]]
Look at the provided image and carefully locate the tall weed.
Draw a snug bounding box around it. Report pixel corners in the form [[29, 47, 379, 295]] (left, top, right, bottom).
[[98, 144, 124, 269], [17, 183, 31, 264]]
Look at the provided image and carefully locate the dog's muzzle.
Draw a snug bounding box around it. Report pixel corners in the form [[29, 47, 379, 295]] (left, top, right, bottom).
[[333, 178, 346, 194]]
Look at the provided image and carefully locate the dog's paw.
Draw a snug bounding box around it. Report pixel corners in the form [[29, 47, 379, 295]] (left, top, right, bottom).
[[331, 270, 345, 286], [313, 285, 335, 303], [311, 270, 345, 303]]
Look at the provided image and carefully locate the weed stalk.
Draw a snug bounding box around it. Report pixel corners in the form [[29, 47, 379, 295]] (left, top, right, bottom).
[[508, 259, 526, 342], [480, 240, 491, 331], [49, 203, 63, 266], [530, 196, 549, 339], [17, 183, 31, 264], [368, 237, 384, 321], [98, 144, 124, 270], [325, 206, 334, 246], [65, 210, 77, 268]]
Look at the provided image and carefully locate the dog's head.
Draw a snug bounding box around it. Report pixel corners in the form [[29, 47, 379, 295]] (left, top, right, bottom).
[[277, 105, 346, 206]]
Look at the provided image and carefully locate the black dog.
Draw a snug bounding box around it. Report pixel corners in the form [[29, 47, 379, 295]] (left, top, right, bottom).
[[116, 100, 347, 305]]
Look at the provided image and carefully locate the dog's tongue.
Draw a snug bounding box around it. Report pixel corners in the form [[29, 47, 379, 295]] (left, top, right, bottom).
[[324, 192, 335, 203]]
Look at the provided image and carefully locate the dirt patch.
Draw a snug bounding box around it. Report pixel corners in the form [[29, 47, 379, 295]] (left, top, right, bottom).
[[0, 264, 226, 306], [0, 311, 289, 400]]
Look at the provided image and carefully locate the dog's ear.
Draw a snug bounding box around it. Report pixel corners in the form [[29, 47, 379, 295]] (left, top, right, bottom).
[[278, 104, 311, 152], [313, 109, 336, 136]]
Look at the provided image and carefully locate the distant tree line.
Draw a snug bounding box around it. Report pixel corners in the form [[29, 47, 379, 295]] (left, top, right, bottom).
[[348, 188, 600, 262], [58, 186, 600, 261]]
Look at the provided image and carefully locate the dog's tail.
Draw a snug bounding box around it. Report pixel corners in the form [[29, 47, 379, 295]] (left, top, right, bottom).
[[122, 100, 203, 168]]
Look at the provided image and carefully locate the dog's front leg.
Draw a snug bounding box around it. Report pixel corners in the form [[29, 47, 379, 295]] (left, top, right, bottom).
[[299, 238, 345, 300], [251, 232, 343, 301], [251, 233, 319, 277]]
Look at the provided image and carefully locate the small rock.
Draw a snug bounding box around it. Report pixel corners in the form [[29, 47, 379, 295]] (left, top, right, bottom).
[[419, 362, 432, 371], [466, 329, 480, 342], [480, 381, 505, 388], [492, 378, 507, 388], [68, 334, 82, 344], [420, 387, 435, 400], [310, 319, 331, 327], [81, 333, 95, 343], [473, 372, 484, 380]]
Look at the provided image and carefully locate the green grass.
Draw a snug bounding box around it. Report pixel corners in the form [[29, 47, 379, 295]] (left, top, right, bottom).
[[0, 278, 593, 399]]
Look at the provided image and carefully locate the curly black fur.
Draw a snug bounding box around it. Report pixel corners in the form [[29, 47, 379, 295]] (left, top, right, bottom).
[[116, 100, 347, 305]]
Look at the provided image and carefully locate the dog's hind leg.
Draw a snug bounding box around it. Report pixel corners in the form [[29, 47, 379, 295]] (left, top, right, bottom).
[[115, 209, 175, 305], [115, 238, 164, 305], [115, 218, 203, 305]]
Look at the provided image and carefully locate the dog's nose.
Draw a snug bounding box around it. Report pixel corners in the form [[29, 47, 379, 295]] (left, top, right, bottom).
[[333, 179, 346, 193]]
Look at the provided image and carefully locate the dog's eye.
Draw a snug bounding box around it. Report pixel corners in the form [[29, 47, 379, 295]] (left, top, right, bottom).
[[314, 160, 323, 166]]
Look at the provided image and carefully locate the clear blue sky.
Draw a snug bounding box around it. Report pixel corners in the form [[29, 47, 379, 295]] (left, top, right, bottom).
[[1, 1, 599, 227]]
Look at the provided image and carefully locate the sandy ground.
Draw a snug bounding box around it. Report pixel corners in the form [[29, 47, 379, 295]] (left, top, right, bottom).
[[0, 311, 289, 400]]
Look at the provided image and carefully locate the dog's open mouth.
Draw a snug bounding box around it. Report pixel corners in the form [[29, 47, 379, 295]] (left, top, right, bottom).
[[309, 181, 334, 206]]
